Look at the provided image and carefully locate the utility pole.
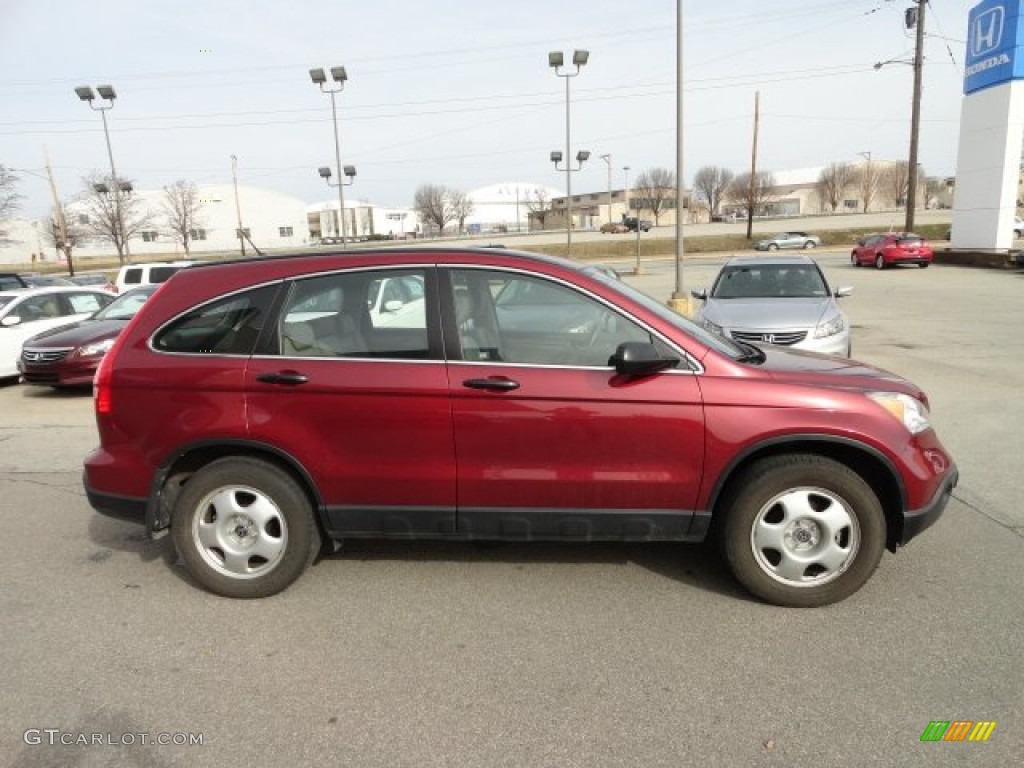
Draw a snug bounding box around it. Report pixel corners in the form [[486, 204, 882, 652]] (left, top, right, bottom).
[[905, 0, 926, 232], [42, 147, 74, 276], [231, 154, 246, 258], [747, 90, 760, 240]]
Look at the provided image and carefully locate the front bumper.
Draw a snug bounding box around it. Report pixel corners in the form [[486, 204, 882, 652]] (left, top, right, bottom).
[[18, 358, 98, 387], [898, 465, 958, 546]]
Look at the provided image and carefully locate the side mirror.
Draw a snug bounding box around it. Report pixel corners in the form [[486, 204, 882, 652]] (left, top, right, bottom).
[[834, 286, 854, 298], [1, 316, 21, 327], [690, 288, 708, 300], [856, 239, 865, 247], [609, 341, 679, 377], [383, 299, 404, 312]]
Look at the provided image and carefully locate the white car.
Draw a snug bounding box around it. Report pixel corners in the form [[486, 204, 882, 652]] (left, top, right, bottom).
[[114, 261, 195, 293], [0, 287, 116, 378]]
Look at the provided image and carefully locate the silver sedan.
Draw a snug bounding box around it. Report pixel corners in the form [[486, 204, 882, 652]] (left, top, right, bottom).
[[754, 232, 821, 251], [691, 254, 852, 357]]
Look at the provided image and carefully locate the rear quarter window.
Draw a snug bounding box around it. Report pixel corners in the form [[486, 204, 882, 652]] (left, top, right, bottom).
[[149, 266, 182, 283], [153, 285, 278, 355]]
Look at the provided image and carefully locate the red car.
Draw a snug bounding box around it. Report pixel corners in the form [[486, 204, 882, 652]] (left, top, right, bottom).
[[851, 232, 934, 269], [18, 285, 157, 387], [83, 248, 957, 606]]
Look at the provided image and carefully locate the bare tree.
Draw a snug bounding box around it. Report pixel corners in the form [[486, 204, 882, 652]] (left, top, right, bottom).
[[413, 184, 456, 235], [41, 216, 85, 260], [881, 161, 913, 209], [80, 173, 155, 262], [857, 162, 880, 213], [0, 164, 23, 245], [524, 188, 551, 229], [816, 162, 856, 212], [162, 180, 203, 255], [633, 167, 676, 224], [729, 171, 776, 238], [448, 188, 475, 234], [692, 166, 734, 218], [922, 176, 945, 209]]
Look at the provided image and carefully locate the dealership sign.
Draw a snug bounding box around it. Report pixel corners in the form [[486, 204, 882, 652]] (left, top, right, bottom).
[[964, 0, 1024, 93]]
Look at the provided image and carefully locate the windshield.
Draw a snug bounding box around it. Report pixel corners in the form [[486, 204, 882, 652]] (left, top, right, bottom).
[[93, 285, 157, 320], [710, 264, 828, 299], [0, 296, 14, 311], [586, 268, 745, 359]]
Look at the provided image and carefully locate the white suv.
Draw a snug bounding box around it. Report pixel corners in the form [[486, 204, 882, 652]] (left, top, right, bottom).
[[114, 261, 195, 293]]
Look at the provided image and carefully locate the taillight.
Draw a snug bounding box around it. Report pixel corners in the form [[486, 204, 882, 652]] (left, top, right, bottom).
[[94, 346, 113, 416]]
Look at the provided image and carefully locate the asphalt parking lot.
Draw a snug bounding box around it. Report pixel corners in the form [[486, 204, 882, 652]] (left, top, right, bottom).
[[1, 251, 1021, 767]]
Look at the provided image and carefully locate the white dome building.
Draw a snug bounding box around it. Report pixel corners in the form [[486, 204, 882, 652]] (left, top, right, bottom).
[[465, 182, 563, 234]]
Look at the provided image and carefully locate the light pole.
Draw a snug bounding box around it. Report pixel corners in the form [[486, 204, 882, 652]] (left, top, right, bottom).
[[623, 165, 643, 275], [310, 66, 350, 249], [600, 153, 613, 227], [75, 84, 130, 261], [669, 0, 690, 315], [549, 50, 588, 256], [551, 150, 591, 250], [317, 165, 357, 241]]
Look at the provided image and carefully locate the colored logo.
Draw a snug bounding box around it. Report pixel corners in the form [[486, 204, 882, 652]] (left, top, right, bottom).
[[920, 720, 997, 742], [972, 6, 1006, 57]]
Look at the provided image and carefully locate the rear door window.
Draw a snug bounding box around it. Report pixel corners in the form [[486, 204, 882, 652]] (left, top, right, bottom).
[[277, 268, 432, 359], [154, 286, 277, 355]]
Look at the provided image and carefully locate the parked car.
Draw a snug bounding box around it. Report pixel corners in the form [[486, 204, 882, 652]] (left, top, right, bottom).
[[0, 287, 116, 379], [69, 273, 117, 292], [0, 273, 75, 290], [83, 247, 956, 607], [754, 232, 821, 251], [691, 255, 852, 357], [18, 285, 158, 388], [851, 233, 933, 269], [0, 273, 32, 291], [114, 260, 195, 292], [20, 273, 74, 287], [623, 216, 653, 232], [600, 222, 629, 234]]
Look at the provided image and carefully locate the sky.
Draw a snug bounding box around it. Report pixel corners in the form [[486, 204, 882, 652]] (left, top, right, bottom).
[[0, 0, 979, 219]]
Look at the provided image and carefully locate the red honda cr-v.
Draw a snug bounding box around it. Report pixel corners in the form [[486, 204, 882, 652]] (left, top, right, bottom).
[[83, 248, 957, 606]]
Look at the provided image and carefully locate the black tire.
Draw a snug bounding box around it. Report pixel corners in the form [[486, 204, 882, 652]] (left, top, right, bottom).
[[171, 456, 320, 598], [874, 254, 885, 270], [851, 252, 860, 267], [919, 262, 929, 268], [719, 454, 885, 607], [767, 243, 779, 251], [803, 240, 816, 249]]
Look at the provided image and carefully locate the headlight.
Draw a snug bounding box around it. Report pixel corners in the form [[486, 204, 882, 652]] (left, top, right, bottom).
[[867, 392, 931, 434], [77, 338, 116, 357], [700, 317, 723, 336], [813, 314, 846, 338]]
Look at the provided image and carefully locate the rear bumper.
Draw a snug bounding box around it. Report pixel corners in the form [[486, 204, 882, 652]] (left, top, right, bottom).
[[899, 465, 958, 546], [84, 474, 147, 525]]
